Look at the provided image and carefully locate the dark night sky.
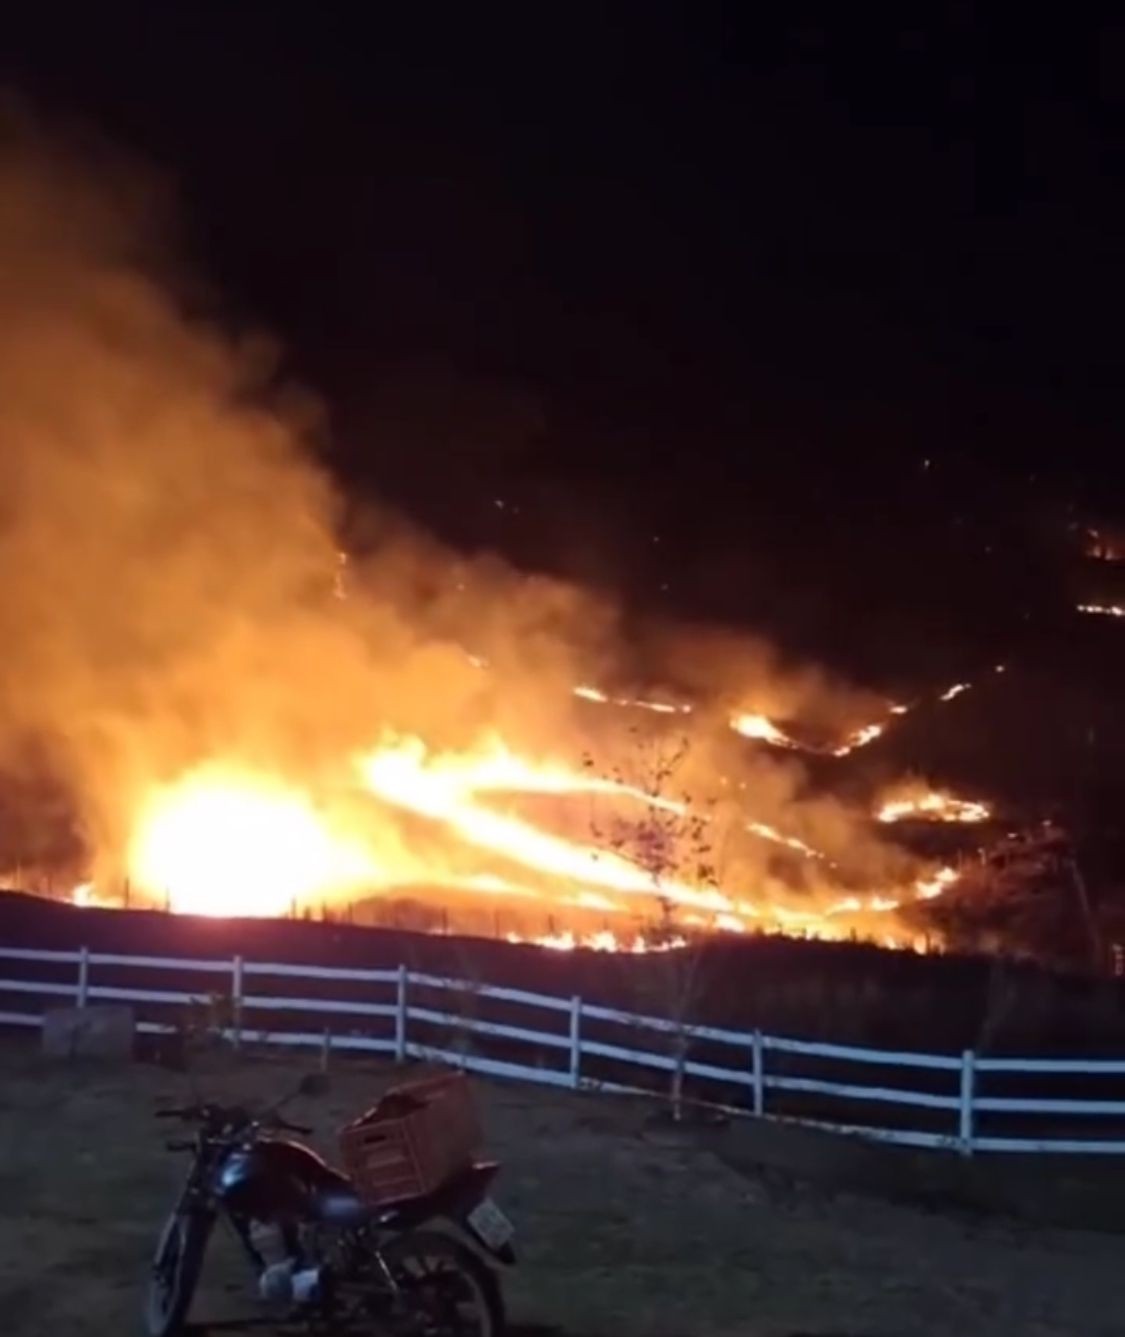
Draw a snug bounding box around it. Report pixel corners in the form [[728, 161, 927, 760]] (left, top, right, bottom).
[[4, 5, 1125, 681]]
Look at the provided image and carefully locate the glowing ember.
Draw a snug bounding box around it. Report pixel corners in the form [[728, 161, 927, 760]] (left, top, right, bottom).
[[1077, 602, 1125, 619], [939, 682, 971, 702]]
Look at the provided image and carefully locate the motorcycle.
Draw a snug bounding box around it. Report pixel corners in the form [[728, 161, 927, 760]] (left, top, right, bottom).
[[146, 1072, 515, 1336]]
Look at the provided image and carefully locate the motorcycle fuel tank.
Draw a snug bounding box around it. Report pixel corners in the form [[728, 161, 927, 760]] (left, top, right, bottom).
[[216, 1138, 351, 1221]]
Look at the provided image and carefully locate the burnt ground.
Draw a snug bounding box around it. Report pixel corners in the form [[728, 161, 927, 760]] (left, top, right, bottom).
[[0, 1043, 1123, 1337]]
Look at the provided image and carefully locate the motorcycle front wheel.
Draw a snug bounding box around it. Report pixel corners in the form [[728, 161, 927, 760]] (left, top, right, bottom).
[[145, 1210, 211, 1337], [379, 1228, 505, 1337]]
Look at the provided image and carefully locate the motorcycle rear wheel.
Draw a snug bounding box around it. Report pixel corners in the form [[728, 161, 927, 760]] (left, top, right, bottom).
[[145, 1210, 211, 1337], [378, 1229, 505, 1337]]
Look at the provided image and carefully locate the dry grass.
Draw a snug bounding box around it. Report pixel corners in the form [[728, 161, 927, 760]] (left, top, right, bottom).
[[0, 1042, 1121, 1336]]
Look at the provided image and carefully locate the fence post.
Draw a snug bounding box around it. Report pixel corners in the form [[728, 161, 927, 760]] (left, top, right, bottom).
[[569, 995, 582, 1090], [76, 945, 90, 1009], [394, 964, 408, 1063], [231, 955, 244, 1051], [751, 1029, 765, 1117], [959, 1048, 975, 1156]]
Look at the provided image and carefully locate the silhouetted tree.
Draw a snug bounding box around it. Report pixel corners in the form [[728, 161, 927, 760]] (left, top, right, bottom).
[[583, 730, 734, 1119]]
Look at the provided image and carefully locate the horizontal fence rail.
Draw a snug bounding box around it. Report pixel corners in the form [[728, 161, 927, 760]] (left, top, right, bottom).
[[2, 942, 1125, 1156]]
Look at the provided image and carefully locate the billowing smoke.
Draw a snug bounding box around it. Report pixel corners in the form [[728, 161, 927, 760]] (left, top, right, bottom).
[[0, 107, 940, 939]]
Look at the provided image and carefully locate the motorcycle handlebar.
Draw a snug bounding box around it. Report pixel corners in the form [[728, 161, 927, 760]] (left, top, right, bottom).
[[155, 1104, 312, 1137]]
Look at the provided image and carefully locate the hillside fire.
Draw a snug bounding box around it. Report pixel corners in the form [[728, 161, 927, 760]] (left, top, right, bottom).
[[0, 122, 993, 958]]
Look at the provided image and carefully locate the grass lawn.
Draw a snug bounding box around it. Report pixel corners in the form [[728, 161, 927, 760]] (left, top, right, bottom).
[[0, 1043, 1120, 1336]]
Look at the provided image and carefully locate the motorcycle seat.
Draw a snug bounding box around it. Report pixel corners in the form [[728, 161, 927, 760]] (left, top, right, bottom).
[[311, 1161, 499, 1229]]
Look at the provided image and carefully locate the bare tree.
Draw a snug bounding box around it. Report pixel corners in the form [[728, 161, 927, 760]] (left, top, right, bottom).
[[583, 730, 731, 1121]]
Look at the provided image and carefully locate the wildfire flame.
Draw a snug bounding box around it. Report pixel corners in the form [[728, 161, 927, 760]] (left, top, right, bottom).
[[832, 722, 885, 756], [913, 865, 959, 900], [573, 684, 690, 715], [745, 820, 832, 863], [876, 785, 991, 825], [730, 712, 803, 749], [357, 735, 734, 916], [0, 123, 984, 958], [129, 767, 380, 917], [1085, 529, 1125, 562], [731, 711, 887, 757], [506, 929, 684, 953], [104, 727, 969, 950]]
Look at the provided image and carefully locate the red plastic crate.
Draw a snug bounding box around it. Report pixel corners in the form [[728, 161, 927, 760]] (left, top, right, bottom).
[[338, 1070, 481, 1205]]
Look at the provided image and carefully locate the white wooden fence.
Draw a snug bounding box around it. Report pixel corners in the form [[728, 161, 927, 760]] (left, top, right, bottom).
[[3, 942, 1125, 1157]]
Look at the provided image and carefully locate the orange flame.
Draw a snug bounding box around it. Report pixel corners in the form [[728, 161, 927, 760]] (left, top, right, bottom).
[[831, 722, 885, 756], [574, 683, 691, 715], [745, 820, 832, 863], [876, 785, 991, 825], [357, 735, 733, 916], [506, 929, 684, 953], [729, 712, 803, 749], [128, 766, 380, 917], [913, 865, 959, 900]]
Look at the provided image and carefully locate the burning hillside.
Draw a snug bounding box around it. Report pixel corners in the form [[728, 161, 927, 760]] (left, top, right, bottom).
[[0, 112, 994, 953]]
